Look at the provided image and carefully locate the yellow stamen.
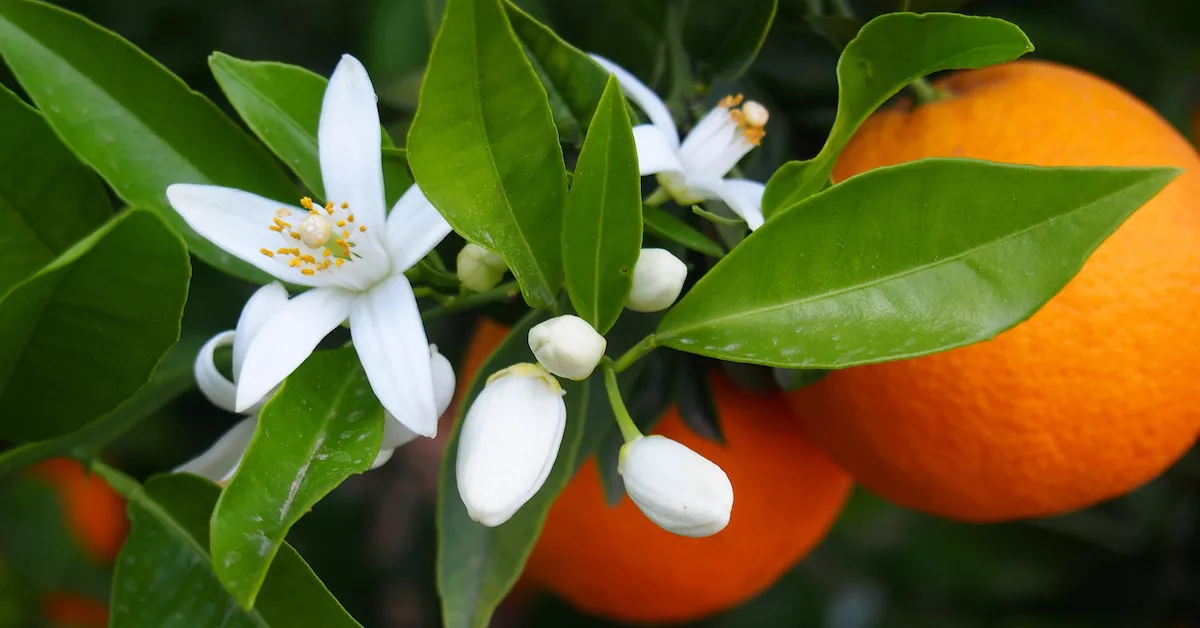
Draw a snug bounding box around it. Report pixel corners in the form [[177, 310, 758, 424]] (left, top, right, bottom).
[[337, 220, 346, 227], [347, 214, 355, 223], [718, 93, 744, 109], [325, 202, 335, 215], [300, 197, 314, 210], [300, 254, 316, 264], [342, 230, 350, 238], [289, 232, 302, 240], [323, 249, 331, 257], [289, 258, 302, 267], [301, 268, 315, 276], [260, 248, 274, 257], [340, 202, 349, 209], [273, 217, 291, 229], [358, 225, 367, 233], [269, 225, 283, 232], [335, 258, 345, 267]]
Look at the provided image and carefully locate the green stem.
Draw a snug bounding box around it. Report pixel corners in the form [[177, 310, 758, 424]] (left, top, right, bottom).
[[612, 334, 659, 374], [411, 286, 455, 306], [643, 187, 671, 207], [602, 359, 642, 443], [910, 77, 947, 105], [89, 459, 144, 502], [420, 280, 520, 321]]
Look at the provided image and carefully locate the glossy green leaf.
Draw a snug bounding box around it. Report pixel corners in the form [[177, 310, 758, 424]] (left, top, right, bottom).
[[761, 13, 1033, 218], [0, 209, 189, 442], [113, 473, 362, 627], [506, 1, 609, 132], [562, 77, 642, 334], [683, 0, 777, 79], [438, 311, 588, 628], [642, 206, 724, 258], [658, 160, 1179, 368], [211, 348, 384, 608], [0, 84, 110, 295], [0, 0, 297, 284], [209, 53, 402, 202], [409, 0, 568, 310]]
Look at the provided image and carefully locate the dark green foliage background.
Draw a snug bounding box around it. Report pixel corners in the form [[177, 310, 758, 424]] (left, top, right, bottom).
[[2, 0, 1200, 626]]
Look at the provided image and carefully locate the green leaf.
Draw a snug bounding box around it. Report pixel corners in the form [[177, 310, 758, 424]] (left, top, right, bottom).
[[113, 473, 362, 627], [562, 77, 642, 334], [208, 53, 402, 203], [683, 0, 777, 79], [438, 311, 588, 628], [381, 147, 415, 209], [409, 0, 568, 310], [0, 84, 110, 295], [658, 160, 1179, 368], [210, 348, 384, 609], [0, 0, 297, 284], [505, 1, 610, 132], [642, 206, 724, 258], [0, 209, 189, 442], [760, 12, 1033, 218]]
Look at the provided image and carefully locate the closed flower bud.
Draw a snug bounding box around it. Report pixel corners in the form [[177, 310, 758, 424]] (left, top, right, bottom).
[[618, 435, 734, 537], [626, 248, 688, 312], [527, 315, 607, 380], [457, 363, 567, 526], [457, 243, 508, 292]]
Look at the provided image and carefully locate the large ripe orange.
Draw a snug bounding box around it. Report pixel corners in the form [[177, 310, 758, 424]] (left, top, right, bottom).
[[789, 60, 1200, 522], [27, 458, 128, 564], [523, 375, 852, 624]]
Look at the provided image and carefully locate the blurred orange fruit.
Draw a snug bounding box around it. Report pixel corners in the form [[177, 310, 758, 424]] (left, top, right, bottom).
[[790, 60, 1200, 521], [27, 458, 128, 563], [40, 592, 108, 628], [523, 375, 851, 623]]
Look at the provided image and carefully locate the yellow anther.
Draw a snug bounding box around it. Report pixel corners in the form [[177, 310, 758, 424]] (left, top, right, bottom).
[[340, 202, 349, 209], [301, 268, 315, 276], [342, 230, 350, 238], [289, 232, 302, 240], [269, 225, 283, 232], [289, 258, 302, 267], [741, 126, 765, 146], [337, 220, 346, 227], [335, 259, 345, 267], [300, 254, 316, 264], [358, 225, 367, 233], [260, 248, 275, 258], [347, 214, 355, 223], [273, 217, 291, 229], [318, 259, 331, 270], [323, 249, 331, 257], [325, 202, 335, 214], [718, 93, 744, 109], [300, 197, 314, 210]]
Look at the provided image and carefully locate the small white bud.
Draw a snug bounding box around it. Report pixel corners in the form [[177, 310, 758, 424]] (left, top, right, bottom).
[[457, 243, 508, 292], [626, 248, 688, 313], [457, 363, 566, 527], [618, 435, 733, 537], [528, 315, 607, 380]]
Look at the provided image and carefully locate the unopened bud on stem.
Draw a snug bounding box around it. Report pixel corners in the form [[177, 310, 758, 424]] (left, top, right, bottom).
[[457, 243, 508, 292], [626, 248, 687, 313], [619, 435, 733, 537], [528, 315, 607, 380]]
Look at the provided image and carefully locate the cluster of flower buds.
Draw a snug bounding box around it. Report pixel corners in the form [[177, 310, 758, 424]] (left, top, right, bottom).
[[452, 249, 733, 536]]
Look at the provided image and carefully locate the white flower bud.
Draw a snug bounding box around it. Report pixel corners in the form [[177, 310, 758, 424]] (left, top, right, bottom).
[[527, 315, 607, 380], [626, 248, 688, 312], [457, 243, 508, 292], [456, 363, 566, 526], [618, 435, 733, 537]]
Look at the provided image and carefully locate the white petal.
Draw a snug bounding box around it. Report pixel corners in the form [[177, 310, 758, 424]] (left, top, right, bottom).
[[456, 364, 566, 527], [232, 282, 289, 381], [235, 287, 355, 412], [349, 275, 439, 438], [619, 435, 733, 537], [430, 345, 456, 417], [370, 414, 420, 470], [195, 330, 237, 412], [589, 54, 679, 149], [369, 448, 395, 469], [175, 417, 258, 483], [384, 183, 452, 272], [166, 184, 330, 288], [632, 125, 684, 176], [687, 176, 766, 231], [320, 55, 387, 229]]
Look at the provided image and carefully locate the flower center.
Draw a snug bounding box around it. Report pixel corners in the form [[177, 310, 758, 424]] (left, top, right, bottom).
[[719, 94, 769, 146], [259, 197, 368, 276]]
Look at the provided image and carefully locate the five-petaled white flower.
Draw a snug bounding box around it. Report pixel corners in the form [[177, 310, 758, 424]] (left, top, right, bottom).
[[167, 55, 452, 438], [591, 54, 770, 230], [177, 283, 456, 483]]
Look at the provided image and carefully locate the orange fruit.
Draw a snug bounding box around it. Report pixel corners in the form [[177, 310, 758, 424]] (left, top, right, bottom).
[[789, 60, 1200, 521], [523, 375, 852, 623], [27, 458, 128, 563], [40, 592, 108, 628]]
